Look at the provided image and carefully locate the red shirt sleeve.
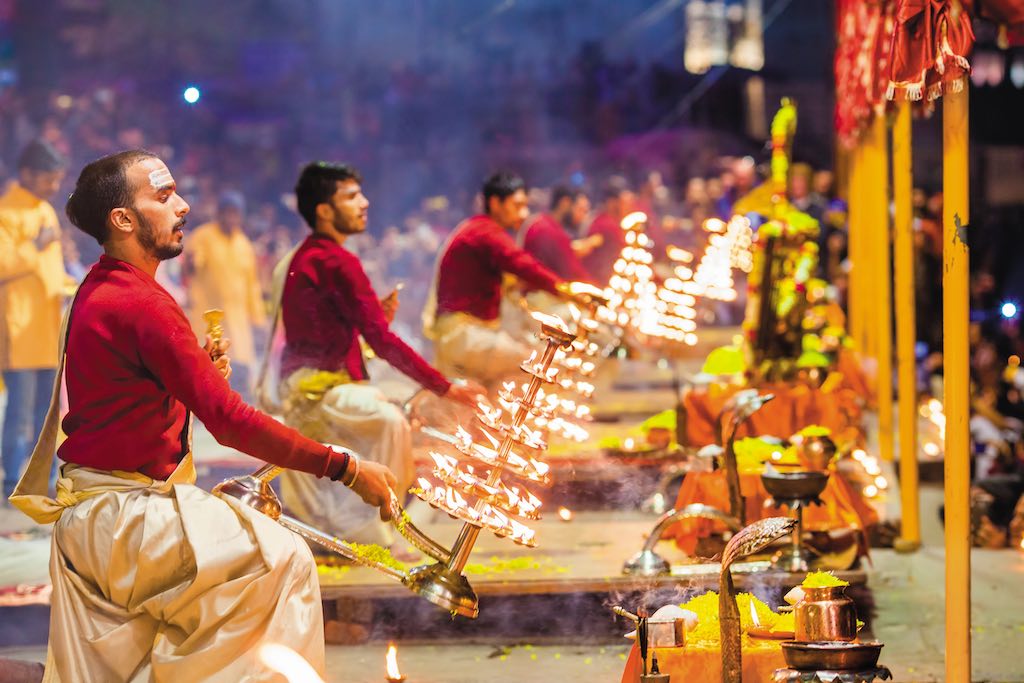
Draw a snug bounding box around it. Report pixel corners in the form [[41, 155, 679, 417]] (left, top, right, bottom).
[[583, 216, 623, 284], [329, 251, 452, 396], [134, 290, 349, 479], [486, 229, 562, 294]]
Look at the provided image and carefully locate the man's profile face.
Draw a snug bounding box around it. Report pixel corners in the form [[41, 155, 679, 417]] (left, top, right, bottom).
[[126, 157, 190, 260], [328, 179, 369, 234], [489, 189, 529, 231], [570, 194, 591, 229]]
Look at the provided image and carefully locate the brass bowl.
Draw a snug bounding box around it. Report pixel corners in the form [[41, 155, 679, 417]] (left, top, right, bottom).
[[781, 641, 883, 671], [761, 470, 829, 501]]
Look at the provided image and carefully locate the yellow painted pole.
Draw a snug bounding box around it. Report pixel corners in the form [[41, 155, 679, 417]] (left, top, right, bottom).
[[943, 78, 971, 682], [893, 101, 920, 549], [864, 114, 894, 461], [847, 143, 864, 351]]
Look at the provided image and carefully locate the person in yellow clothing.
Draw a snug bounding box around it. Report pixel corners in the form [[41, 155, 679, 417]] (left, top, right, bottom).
[[186, 191, 267, 398], [0, 140, 67, 498]]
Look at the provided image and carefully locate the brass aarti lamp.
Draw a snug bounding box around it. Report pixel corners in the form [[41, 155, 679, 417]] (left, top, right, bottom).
[[210, 310, 577, 619]]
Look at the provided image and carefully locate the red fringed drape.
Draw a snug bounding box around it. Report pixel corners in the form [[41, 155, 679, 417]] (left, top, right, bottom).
[[887, 0, 975, 101], [834, 0, 897, 148]]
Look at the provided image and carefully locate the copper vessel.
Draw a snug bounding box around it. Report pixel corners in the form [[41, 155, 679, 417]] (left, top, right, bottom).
[[781, 640, 883, 670], [797, 434, 837, 471], [794, 585, 858, 642]]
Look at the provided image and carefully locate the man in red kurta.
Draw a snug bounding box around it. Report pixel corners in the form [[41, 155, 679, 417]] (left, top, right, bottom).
[[274, 162, 480, 551], [425, 172, 567, 385], [521, 186, 595, 285], [581, 177, 635, 286], [9, 151, 395, 681]]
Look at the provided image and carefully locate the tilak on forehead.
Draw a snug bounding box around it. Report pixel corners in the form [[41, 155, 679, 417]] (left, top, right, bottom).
[[148, 166, 174, 189]]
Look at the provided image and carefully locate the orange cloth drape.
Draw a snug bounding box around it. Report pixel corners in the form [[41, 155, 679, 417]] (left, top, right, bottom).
[[620, 641, 785, 683], [681, 378, 867, 449], [665, 466, 879, 555]]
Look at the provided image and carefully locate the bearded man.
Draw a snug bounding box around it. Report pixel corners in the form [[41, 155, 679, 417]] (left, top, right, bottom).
[[10, 150, 396, 681]]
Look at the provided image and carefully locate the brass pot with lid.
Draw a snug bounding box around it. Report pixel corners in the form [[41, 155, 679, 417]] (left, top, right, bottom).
[[794, 585, 857, 642]]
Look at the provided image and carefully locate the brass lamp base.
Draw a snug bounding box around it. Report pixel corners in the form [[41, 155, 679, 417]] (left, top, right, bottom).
[[212, 475, 283, 519], [406, 562, 479, 619], [622, 549, 672, 577], [772, 544, 815, 574]]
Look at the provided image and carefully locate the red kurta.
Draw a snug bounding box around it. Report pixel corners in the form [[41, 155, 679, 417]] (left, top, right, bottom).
[[281, 233, 450, 395], [521, 214, 593, 287], [581, 212, 624, 286], [59, 255, 347, 481], [436, 215, 561, 322]]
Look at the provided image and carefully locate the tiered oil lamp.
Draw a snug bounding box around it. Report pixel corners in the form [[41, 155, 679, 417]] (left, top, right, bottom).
[[407, 312, 576, 616], [602, 212, 699, 347], [666, 215, 753, 303], [507, 285, 610, 443], [211, 313, 578, 619]]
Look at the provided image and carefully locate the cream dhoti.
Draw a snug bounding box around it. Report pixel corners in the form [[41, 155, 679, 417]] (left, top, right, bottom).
[[43, 457, 324, 682], [278, 369, 413, 547], [431, 312, 530, 386]]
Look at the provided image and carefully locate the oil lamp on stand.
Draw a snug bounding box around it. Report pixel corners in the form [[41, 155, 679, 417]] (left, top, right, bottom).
[[208, 309, 580, 619]]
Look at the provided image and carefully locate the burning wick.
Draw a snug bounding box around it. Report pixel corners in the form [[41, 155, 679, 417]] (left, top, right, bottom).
[[385, 643, 406, 683], [623, 437, 635, 451], [748, 599, 761, 629], [558, 506, 573, 522]]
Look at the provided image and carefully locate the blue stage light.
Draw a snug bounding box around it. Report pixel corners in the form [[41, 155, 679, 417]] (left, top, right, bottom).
[[1001, 302, 1017, 319], [183, 86, 201, 104]]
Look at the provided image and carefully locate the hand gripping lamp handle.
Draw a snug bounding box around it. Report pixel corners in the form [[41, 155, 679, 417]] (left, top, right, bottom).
[[247, 462, 451, 564]]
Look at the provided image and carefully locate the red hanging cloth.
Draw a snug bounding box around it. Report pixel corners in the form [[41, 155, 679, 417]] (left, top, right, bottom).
[[835, 0, 897, 148], [887, 0, 975, 101]]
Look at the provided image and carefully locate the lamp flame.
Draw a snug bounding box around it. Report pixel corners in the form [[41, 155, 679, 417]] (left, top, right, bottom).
[[558, 506, 573, 522], [749, 599, 761, 628], [620, 211, 649, 230], [566, 281, 607, 298], [385, 643, 404, 681], [530, 310, 570, 333]]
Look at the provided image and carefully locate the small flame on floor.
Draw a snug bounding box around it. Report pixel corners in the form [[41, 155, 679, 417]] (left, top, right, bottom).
[[385, 643, 405, 682], [558, 506, 573, 522]]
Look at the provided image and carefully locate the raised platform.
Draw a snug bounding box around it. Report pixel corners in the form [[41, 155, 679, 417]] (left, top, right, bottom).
[[314, 508, 868, 642]]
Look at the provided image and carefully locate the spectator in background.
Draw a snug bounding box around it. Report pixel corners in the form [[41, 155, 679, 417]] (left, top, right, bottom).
[[811, 169, 835, 208], [0, 140, 67, 498], [186, 191, 267, 399], [581, 176, 634, 286]]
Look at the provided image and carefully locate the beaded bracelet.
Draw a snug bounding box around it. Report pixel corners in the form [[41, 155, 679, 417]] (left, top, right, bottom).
[[329, 449, 352, 483]]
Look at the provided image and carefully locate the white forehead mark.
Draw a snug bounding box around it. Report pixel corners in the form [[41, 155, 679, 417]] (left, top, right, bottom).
[[148, 167, 174, 189]]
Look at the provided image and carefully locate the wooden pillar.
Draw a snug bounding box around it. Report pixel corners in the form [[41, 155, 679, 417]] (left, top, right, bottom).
[[847, 143, 866, 352], [943, 78, 971, 683], [893, 101, 920, 549], [864, 115, 894, 461]]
